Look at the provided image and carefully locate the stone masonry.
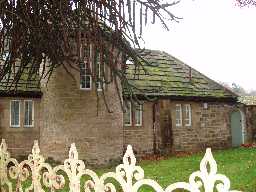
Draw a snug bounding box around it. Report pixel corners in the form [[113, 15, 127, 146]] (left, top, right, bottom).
[[245, 106, 256, 142], [40, 65, 123, 165], [123, 102, 155, 155], [0, 97, 41, 156], [156, 100, 241, 152]]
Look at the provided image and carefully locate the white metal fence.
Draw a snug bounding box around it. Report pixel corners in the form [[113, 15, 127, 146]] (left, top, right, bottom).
[[0, 139, 241, 192]]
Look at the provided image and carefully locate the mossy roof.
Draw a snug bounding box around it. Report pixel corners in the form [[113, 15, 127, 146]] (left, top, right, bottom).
[[0, 64, 41, 97], [125, 49, 237, 101], [238, 96, 256, 106]]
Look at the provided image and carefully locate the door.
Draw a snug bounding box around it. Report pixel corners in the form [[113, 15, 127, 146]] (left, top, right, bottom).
[[231, 111, 243, 147], [161, 110, 172, 150]]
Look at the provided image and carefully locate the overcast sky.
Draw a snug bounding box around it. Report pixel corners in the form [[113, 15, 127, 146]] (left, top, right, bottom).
[[142, 0, 256, 91]]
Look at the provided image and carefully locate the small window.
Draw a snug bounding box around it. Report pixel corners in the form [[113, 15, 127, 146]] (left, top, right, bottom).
[[126, 59, 134, 65], [80, 61, 92, 90], [134, 104, 142, 126], [10, 100, 20, 127], [24, 100, 34, 127], [96, 53, 105, 91], [124, 102, 143, 127], [175, 104, 182, 127], [184, 104, 192, 126], [80, 45, 92, 90], [124, 102, 132, 126]]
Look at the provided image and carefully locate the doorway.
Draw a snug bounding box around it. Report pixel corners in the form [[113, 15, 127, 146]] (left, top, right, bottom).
[[231, 110, 245, 147], [161, 110, 173, 151]]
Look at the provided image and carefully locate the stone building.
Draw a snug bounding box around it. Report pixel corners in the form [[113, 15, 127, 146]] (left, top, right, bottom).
[[124, 50, 248, 154], [238, 96, 256, 143], [0, 49, 250, 165]]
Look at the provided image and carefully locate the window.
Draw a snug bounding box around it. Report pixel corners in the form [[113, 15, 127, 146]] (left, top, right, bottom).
[[10, 100, 20, 127], [175, 104, 182, 127], [126, 59, 134, 65], [134, 104, 142, 126], [80, 45, 92, 90], [184, 104, 192, 126], [96, 53, 105, 91], [80, 61, 92, 90], [124, 102, 143, 127], [124, 102, 132, 126], [24, 100, 34, 127]]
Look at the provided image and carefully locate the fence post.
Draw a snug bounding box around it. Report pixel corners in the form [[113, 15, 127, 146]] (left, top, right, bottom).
[[29, 140, 44, 191], [0, 139, 10, 191], [65, 143, 84, 192]]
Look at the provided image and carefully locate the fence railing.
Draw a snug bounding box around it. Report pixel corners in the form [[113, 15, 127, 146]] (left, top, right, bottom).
[[0, 139, 241, 192]]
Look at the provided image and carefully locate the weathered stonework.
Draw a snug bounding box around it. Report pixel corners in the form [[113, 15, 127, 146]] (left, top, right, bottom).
[[245, 106, 256, 142], [40, 65, 123, 165], [156, 100, 241, 153], [0, 97, 41, 156], [123, 102, 154, 155]]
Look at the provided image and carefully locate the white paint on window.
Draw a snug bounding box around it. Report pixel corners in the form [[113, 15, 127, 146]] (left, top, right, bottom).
[[80, 61, 92, 90], [175, 104, 182, 127], [24, 100, 34, 127], [124, 102, 132, 126], [10, 100, 20, 127], [80, 45, 92, 90], [126, 59, 134, 65], [134, 104, 142, 126], [184, 104, 192, 126], [96, 53, 105, 92]]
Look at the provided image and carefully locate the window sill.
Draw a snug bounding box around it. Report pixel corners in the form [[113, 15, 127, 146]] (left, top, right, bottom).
[[80, 88, 92, 91], [124, 125, 143, 129], [24, 126, 34, 128], [10, 126, 20, 128]]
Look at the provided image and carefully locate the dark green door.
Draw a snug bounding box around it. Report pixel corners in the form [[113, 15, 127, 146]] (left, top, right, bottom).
[[231, 111, 243, 147]]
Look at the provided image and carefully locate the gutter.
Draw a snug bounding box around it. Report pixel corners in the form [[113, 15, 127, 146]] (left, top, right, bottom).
[[124, 95, 237, 103], [0, 91, 43, 98]]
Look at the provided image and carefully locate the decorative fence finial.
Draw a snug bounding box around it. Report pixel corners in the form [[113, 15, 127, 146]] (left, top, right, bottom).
[[69, 143, 78, 160], [32, 140, 40, 156], [0, 139, 7, 152], [0, 139, 241, 192], [123, 144, 136, 166]]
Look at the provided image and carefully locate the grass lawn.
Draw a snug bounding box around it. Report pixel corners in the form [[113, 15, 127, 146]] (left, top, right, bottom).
[[7, 147, 256, 191], [137, 147, 256, 192]]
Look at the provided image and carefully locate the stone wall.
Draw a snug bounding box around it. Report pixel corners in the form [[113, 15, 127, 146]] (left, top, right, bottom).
[[159, 100, 238, 152], [123, 102, 154, 155], [245, 106, 256, 142], [40, 65, 123, 165], [0, 97, 41, 156]]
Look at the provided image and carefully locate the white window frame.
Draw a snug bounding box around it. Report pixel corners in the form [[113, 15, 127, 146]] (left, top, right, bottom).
[[24, 100, 34, 127], [134, 104, 143, 126], [80, 61, 92, 90], [184, 104, 192, 126], [96, 53, 105, 92], [175, 104, 182, 127], [124, 102, 132, 126], [126, 59, 134, 65], [80, 45, 92, 90], [10, 100, 21, 128]]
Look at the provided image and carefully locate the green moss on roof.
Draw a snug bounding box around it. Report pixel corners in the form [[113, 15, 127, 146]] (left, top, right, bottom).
[[124, 49, 237, 99], [238, 96, 256, 106], [0, 65, 41, 93]]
